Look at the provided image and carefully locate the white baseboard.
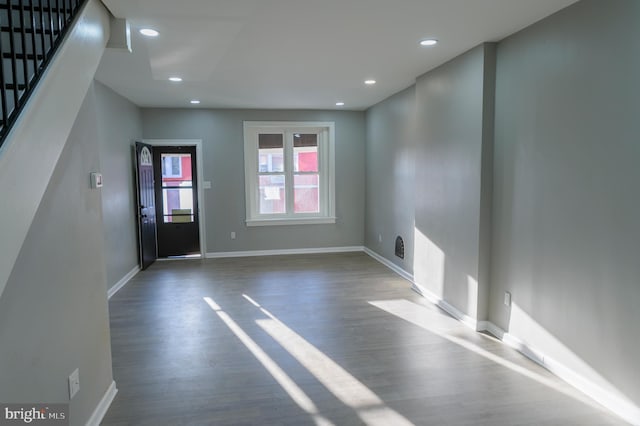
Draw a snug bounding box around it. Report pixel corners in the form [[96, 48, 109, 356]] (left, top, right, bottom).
[[85, 380, 117, 426], [107, 266, 140, 299], [206, 246, 364, 259], [362, 247, 413, 283], [486, 322, 640, 426], [362, 248, 484, 332], [411, 281, 483, 331], [360, 247, 640, 425], [482, 321, 505, 339]]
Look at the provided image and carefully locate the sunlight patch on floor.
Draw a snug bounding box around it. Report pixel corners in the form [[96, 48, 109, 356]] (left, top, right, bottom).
[[246, 295, 415, 426], [203, 297, 334, 426], [368, 298, 603, 410]]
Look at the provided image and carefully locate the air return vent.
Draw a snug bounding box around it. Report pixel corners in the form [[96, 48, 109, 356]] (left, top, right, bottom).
[[395, 236, 405, 259]]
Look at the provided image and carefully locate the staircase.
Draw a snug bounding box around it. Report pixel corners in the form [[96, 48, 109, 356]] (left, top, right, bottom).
[[1, 0, 88, 148], [0, 0, 110, 300]]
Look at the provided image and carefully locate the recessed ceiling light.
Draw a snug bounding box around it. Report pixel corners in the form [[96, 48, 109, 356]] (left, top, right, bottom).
[[420, 39, 438, 46], [190, 100, 201, 104], [139, 28, 159, 37], [364, 80, 376, 85], [336, 102, 345, 106], [168, 77, 183, 82]]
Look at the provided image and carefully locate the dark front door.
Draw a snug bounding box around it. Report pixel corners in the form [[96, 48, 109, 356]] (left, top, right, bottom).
[[153, 146, 200, 257], [135, 142, 157, 269]]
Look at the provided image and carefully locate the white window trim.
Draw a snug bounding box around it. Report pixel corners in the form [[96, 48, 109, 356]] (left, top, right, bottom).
[[244, 121, 336, 226]]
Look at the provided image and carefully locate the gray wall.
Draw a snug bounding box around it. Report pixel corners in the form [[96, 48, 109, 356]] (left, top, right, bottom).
[[491, 0, 640, 404], [365, 87, 416, 272], [413, 44, 495, 322], [365, 0, 639, 412], [142, 109, 366, 253], [0, 85, 113, 425], [94, 81, 142, 289]]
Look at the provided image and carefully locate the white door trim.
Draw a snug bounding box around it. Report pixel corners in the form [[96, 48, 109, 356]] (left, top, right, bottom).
[[143, 139, 206, 258]]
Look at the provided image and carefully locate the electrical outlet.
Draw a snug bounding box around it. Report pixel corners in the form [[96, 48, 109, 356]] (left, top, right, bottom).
[[504, 291, 512, 307], [230, 231, 236, 240], [68, 369, 80, 399]]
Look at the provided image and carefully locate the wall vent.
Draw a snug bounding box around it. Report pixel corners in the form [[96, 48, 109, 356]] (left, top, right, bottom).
[[395, 236, 405, 259]]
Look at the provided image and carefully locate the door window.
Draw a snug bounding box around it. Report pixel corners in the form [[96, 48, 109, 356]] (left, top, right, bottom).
[[160, 153, 194, 223]]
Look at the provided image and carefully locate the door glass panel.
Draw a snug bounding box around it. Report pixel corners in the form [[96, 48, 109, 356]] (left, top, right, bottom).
[[160, 153, 194, 223], [294, 174, 319, 213], [161, 153, 193, 187], [293, 134, 318, 172], [162, 188, 194, 223], [258, 134, 284, 172], [259, 175, 286, 214]]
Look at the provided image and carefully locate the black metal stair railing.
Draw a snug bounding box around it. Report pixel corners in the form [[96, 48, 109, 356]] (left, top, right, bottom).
[[0, 0, 88, 149]]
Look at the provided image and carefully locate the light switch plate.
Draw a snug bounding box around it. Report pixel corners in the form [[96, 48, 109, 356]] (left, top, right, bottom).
[[504, 291, 512, 307], [90, 172, 103, 188]]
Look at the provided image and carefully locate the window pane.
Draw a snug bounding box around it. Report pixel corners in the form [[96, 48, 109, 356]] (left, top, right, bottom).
[[259, 175, 286, 214], [161, 153, 192, 186], [293, 134, 318, 172], [259, 134, 284, 172], [162, 188, 194, 223], [294, 174, 319, 213]]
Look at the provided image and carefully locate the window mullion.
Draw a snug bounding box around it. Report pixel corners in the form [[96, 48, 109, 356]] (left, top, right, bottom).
[[284, 130, 295, 216], [319, 129, 326, 215]]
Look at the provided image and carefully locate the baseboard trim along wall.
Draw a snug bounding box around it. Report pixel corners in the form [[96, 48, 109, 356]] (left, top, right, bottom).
[[485, 324, 640, 426], [363, 247, 639, 426], [411, 281, 484, 331], [86, 381, 117, 426], [107, 266, 140, 299], [362, 247, 414, 283], [206, 246, 364, 259]]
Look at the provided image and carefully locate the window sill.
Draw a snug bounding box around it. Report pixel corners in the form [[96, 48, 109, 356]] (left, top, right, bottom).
[[246, 217, 336, 227]]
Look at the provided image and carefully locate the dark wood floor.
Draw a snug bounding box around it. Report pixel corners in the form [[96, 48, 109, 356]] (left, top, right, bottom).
[[102, 253, 624, 425]]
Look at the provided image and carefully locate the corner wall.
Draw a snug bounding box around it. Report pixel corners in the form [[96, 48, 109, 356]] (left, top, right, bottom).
[[413, 43, 495, 324], [365, 87, 416, 273], [94, 81, 143, 289]]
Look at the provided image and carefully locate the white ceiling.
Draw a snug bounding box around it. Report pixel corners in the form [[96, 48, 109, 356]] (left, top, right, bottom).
[[95, 0, 578, 110]]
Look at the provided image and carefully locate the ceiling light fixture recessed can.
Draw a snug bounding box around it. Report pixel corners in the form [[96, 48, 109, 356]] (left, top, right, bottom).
[[335, 102, 345, 106], [420, 39, 438, 46], [364, 80, 376, 85], [190, 100, 201, 104], [139, 28, 159, 37], [168, 77, 183, 82]]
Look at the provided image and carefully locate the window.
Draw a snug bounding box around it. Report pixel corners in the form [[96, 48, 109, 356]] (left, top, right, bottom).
[[162, 155, 182, 178], [244, 121, 335, 226]]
